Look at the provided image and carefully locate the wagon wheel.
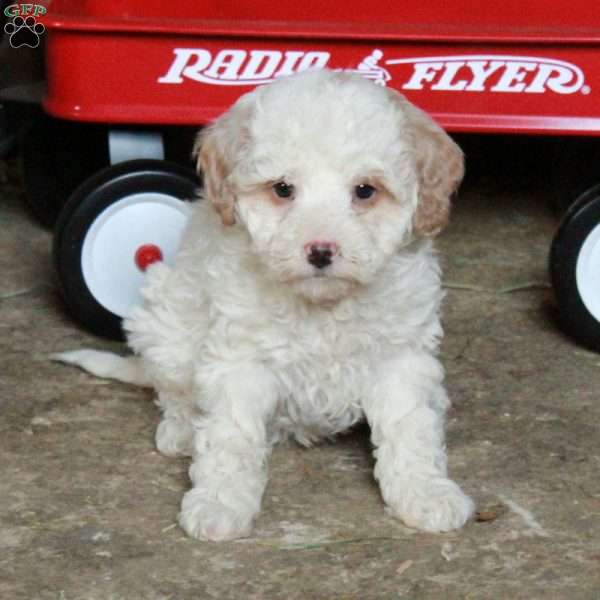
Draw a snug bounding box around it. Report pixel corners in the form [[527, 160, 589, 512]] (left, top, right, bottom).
[[54, 159, 198, 340], [20, 114, 108, 227], [550, 183, 600, 350], [548, 137, 600, 215]]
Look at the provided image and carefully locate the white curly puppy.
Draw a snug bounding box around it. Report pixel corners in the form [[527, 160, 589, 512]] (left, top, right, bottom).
[[55, 69, 474, 541]]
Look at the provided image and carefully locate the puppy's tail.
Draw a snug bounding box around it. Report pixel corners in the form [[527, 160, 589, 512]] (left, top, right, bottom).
[[50, 350, 151, 387]]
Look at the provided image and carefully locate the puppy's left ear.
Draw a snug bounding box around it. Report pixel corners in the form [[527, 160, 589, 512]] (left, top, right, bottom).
[[389, 90, 464, 237]]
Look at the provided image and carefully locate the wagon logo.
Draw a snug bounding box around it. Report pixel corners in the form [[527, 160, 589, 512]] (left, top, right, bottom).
[[390, 55, 589, 95], [158, 48, 589, 96]]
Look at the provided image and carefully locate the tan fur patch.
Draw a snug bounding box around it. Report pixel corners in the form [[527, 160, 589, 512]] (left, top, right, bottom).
[[386, 89, 464, 237]]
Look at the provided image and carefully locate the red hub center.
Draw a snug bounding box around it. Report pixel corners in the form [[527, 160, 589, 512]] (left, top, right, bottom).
[[134, 244, 163, 271]]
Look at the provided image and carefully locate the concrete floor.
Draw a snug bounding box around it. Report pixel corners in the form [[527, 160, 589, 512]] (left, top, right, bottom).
[[1, 137, 600, 600]]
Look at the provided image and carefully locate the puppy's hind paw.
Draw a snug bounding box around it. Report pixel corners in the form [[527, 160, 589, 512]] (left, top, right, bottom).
[[179, 491, 255, 541], [155, 417, 194, 457], [386, 477, 475, 533]]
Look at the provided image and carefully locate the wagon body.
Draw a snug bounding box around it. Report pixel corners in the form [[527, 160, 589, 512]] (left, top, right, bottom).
[[43, 0, 600, 135], [36, 0, 600, 347]]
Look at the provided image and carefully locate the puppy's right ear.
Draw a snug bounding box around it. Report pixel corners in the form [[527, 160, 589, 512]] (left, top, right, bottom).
[[193, 124, 236, 226], [193, 97, 254, 226]]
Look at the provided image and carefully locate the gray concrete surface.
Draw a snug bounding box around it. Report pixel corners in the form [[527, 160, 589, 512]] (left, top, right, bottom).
[[1, 138, 599, 600]]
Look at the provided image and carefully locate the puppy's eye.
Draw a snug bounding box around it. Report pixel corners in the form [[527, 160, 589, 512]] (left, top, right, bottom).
[[354, 184, 377, 201], [273, 181, 294, 199]]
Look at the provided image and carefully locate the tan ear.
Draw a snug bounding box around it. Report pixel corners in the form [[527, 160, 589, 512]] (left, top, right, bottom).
[[390, 91, 464, 236], [193, 96, 255, 226], [193, 125, 236, 226]]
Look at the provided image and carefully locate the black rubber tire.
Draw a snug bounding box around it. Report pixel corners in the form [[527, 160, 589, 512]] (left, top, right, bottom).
[[20, 115, 109, 227], [547, 137, 600, 215], [550, 184, 600, 351], [54, 159, 198, 340]]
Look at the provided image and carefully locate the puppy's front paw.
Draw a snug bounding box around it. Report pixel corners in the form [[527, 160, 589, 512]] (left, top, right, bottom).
[[385, 477, 474, 533], [179, 490, 255, 541]]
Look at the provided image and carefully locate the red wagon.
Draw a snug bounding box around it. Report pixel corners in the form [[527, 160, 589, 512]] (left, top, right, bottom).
[[32, 0, 600, 346]]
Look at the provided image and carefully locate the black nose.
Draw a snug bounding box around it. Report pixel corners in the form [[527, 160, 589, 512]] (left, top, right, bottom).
[[307, 246, 333, 269]]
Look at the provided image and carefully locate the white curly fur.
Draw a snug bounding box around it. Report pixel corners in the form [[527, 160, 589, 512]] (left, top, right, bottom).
[[54, 70, 474, 541]]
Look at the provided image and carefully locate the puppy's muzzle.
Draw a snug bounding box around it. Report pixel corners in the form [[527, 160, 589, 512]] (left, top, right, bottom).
[[304, 241, 339, 269]]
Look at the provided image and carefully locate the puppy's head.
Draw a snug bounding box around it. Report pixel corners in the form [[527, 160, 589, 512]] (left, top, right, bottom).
[[195, 70, 463, 303]]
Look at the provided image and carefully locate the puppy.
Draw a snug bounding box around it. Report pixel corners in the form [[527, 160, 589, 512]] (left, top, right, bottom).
[[55, 69, 474, 541]]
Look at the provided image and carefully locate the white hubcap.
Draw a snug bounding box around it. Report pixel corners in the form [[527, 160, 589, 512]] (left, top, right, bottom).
[[81, 192, 191, 318], [576, 222, 600, 322]]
